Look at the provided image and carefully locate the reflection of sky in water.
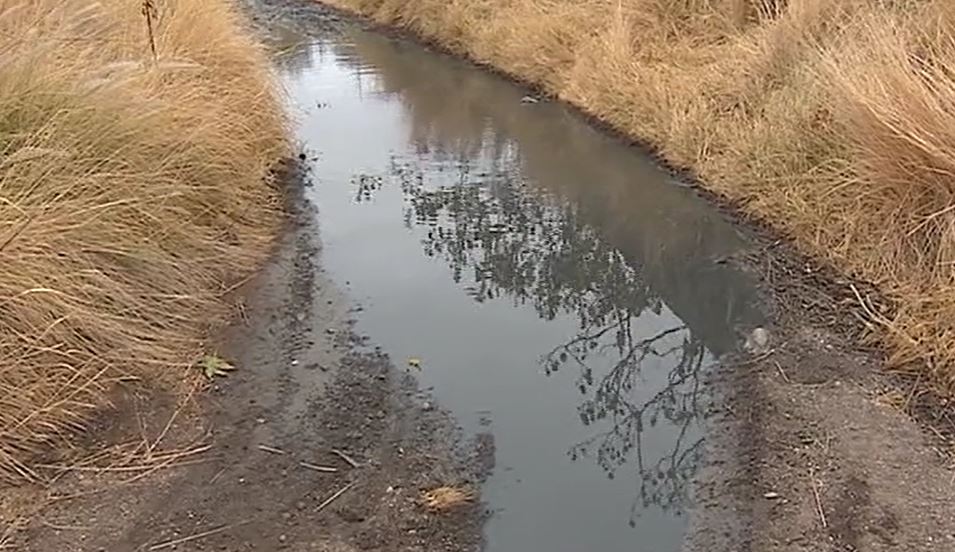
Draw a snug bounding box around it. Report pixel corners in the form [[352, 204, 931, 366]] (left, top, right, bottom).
[[280, 28, 764, 552]]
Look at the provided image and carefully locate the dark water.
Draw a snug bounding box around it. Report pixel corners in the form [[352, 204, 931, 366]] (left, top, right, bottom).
[[278, 27, 764, 552]]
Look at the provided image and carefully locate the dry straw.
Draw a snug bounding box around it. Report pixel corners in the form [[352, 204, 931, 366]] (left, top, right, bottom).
[[0, 0, 287, 482]]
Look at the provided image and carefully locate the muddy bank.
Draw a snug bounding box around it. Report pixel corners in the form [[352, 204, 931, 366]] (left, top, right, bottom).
[[686, 236, 955, 551], [7, 160, 485, 551]]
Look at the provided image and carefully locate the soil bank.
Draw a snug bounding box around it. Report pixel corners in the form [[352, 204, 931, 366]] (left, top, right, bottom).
[[5, 158, 486, 551]]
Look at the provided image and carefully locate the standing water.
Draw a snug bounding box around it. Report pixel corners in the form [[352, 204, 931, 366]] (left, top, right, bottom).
[[278, 27, 763, 552]]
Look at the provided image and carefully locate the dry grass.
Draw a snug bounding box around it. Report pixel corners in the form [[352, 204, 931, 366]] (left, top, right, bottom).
[[328, 0, 955, 392], [419, 485, 476, 512], [0, 0, 287, 483]]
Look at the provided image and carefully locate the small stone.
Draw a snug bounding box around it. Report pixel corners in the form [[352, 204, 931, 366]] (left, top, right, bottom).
[[291, 359, 299, 366], [421, 401, 434, 412], [282, 512, 292, 520], [279, 534, 287, 543], [763, 491, 780, 499], [752, 327, 769, 348], [744, 327, 771, 354]]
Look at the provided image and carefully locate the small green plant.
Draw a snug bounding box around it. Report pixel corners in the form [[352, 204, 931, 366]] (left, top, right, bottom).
[[199, 354, 235, 379]]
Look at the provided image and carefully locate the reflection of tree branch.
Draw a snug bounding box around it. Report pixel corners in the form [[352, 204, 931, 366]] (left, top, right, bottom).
[[541, 321, 618, 375], [358, 155, 707, 527], [564, 320, 708, 524]]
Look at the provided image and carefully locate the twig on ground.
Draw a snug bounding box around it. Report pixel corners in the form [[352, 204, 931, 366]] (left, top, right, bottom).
[[902, 372, 923, 413], [49, 442, 213, 503], [148, 522, 245, 551], [774, 360, 791, 383], [147, 379, 202, 459], [316, 481, 355, 512], [809, 467, 828, 528], [257, 444, 286, 455], [299, 461, 338, 473], [37, 444, 212, 474], [209, 467, 227, 484], [330, 448, 362, 468], [40, 519, 91, 531]]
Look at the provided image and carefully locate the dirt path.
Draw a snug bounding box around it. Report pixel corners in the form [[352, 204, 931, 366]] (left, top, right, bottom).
[[11, 165, 486, 552]]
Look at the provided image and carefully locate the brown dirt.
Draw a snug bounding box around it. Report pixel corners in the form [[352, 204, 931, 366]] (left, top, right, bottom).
[[1, 163, 486, 551], [685, 237, 955, 552]]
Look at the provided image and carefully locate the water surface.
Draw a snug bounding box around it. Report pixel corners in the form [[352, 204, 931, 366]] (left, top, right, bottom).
[[278, 28, 764, 552]]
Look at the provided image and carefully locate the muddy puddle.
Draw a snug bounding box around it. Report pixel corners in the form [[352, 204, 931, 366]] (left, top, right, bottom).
[[278, 26, 765, 552]]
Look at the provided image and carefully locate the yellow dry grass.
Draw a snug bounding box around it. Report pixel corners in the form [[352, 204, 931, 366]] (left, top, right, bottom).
[[420, 485, 476, 512], [0, 0, 287, 482], [328, 0, 955, 392]]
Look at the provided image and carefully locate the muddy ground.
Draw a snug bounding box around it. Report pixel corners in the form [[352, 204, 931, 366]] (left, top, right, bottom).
[[3, 1, 955, 551], [2, 161, 487, 552], [686, 238, 955, 551]]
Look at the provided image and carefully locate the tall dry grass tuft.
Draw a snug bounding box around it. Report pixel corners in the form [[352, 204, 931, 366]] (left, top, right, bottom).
[[328, 0, 955, 391], [0, 0, 287, 482]]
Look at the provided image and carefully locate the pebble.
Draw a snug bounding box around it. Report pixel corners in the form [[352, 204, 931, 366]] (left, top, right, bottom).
[[421, 401, 434, 412], [744, 327, 771, 354], [752, 327, 770, 349]]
